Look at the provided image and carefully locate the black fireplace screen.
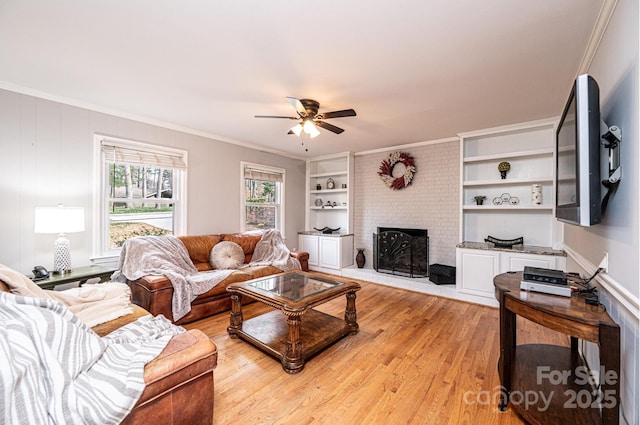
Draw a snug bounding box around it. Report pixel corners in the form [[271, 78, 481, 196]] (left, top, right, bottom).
[[373, 227, 429, 278]]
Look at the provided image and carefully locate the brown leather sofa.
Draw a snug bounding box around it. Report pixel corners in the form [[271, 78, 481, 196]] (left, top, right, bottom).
[[0, 280, 217, 425], [127, 232, 310, 324]]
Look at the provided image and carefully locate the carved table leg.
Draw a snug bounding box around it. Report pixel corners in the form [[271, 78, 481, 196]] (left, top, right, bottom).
[[282, 313, 304, 374], [227, 293, 243, 338], [345, 291, 359, 334]]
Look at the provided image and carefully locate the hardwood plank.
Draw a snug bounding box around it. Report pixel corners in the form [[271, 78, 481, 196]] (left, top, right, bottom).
[[185, 273, 568, 424]]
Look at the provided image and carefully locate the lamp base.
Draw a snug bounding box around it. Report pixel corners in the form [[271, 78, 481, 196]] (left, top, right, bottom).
[[53, 234, 72, 273]]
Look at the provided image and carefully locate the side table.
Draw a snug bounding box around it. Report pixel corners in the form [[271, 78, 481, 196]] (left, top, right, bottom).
[[32, 265, 117, 290], [494, 271, 620, 425]]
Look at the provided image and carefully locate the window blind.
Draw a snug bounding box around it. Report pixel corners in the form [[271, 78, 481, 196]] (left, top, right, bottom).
[[101, 141, 187, 170], [243, 166, 283, 183]]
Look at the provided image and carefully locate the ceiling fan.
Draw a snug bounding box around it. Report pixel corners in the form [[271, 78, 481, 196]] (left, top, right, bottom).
[[255, 97, 357, 138]]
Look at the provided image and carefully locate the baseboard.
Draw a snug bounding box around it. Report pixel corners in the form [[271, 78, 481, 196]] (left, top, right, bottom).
[[339, 266, 499, 308]]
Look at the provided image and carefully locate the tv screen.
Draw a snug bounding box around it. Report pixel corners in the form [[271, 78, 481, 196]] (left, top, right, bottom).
[[555, 74, 601, 227], [556, 93, 577, 208]]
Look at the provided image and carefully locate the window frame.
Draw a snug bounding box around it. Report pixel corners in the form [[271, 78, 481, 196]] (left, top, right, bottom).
[[92, 135, 188, 260], [240, 161, 285, 237]]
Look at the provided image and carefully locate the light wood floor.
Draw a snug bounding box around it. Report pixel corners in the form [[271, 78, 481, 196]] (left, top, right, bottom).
[[185, 273, 568, 425]]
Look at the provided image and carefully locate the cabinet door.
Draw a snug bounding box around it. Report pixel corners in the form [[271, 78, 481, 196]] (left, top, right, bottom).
[[501, 252, 563, 272], [319, 237, 341, 269], [457, 248, 500, 298], [299, 235, 319, 266]]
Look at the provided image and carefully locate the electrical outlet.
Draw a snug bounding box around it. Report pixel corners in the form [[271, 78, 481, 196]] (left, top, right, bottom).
[[598, 251, 609, 273]]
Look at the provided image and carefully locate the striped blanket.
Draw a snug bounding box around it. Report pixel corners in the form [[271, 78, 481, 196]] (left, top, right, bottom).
[[0, 292, 184, 425]]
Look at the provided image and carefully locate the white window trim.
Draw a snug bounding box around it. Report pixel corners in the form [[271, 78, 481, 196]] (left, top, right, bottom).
[[92, 134, 188, 261], [240, 161, 285, 237]]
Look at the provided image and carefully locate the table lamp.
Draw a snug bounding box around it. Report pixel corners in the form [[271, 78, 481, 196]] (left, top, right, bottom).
[[35, 205, 85, 273]]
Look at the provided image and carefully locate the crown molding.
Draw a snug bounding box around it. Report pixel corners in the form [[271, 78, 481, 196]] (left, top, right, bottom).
[[0, 81, 307, 161], [577, 0, 619, 74]]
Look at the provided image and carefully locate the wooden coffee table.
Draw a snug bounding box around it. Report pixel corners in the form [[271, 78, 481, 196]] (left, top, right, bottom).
[[227, 271, 361, 374]]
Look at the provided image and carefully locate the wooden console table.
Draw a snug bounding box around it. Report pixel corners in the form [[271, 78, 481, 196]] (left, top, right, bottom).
[[494, 272, 620, 425], [32, 265, 116, 290]]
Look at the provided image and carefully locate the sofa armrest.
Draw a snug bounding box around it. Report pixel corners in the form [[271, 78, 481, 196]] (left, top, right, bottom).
[[92, 304, 150, 337], [121, 329, 217, 425], [128, 275, 176, 321], [291, 250, 309, 272]]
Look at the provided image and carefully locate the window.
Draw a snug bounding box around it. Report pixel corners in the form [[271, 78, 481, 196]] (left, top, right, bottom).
[[93, 136, 187, 258], [241, 162, 285, 235]]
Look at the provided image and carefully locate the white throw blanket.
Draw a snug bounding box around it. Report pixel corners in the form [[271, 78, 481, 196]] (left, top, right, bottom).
[[112, 235, 235, 321], [112, 232, 300, 321], [0, 291, 183, 425], [0, 264, 133, 327], [244, 229, 301, 272]]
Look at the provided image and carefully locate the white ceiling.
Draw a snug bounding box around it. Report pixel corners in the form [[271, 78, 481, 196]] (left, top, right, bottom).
[[0, 0, 603, 159]]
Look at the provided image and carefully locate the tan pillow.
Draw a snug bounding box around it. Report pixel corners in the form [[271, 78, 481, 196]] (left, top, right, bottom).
[[209, 241, 245, 270]]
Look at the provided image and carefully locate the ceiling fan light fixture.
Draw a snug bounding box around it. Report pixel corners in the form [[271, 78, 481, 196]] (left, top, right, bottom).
[[305, 121, 321, 138], [303, 119, 315, 134], [256, 97, 355, 143], [291, 123, 303, 136]]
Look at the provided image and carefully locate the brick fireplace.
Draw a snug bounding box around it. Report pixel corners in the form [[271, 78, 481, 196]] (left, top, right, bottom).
[[373, 227, 429, 278]]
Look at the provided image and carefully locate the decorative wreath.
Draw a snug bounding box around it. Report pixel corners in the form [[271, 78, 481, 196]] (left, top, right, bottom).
[[378, 151, 416, 190]]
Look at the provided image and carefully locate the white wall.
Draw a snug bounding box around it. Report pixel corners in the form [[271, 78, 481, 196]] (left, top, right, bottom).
[[563, 0, 639, 423], [353, 141, 460, 269], [0, 89, 306, 275]]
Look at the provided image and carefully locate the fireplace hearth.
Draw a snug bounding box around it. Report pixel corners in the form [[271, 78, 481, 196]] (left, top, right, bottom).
[[373, 227, 429, 278]]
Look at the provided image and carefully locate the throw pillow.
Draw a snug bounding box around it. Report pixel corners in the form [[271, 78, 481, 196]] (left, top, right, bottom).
[[209, 241, 245, 270]]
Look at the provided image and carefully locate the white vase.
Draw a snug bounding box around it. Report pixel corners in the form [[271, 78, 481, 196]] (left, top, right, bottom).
[[531, 184, 543, 205]]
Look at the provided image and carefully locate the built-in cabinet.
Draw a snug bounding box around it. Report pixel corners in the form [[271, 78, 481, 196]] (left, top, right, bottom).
[[456, 119, 566, 301], [456, 244, 566, 299], [299, 233, 354, 270], [300, 152, 355, 272], [299, 234, 320, 267]]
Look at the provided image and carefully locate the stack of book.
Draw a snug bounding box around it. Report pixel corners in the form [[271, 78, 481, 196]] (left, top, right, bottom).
[[519, 266, 572, 297]]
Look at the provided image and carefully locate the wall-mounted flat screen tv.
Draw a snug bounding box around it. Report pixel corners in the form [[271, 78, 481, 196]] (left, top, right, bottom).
[[555, 74, 601, 227]]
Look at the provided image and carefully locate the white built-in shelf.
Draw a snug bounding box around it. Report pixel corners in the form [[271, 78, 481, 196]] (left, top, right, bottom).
[[305, 152, 354, 235], [309, 171, 349, 178], [310, 206, 348, 210], [463, 176, 554, 187], [459, 118, 558, 249], [463, 148, 554, 163], [463, 205, 553, 211], [311, 189, 348, 194]]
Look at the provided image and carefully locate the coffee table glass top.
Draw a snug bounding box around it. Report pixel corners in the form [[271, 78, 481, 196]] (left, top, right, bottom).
[[247, 272, 341, 302]]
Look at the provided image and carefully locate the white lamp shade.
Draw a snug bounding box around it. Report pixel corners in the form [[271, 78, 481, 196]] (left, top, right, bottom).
[[307, 125, 321, 138], [35, 206, 85, 234], [290, 123, 303, 137], [303, 119, 315, 134]]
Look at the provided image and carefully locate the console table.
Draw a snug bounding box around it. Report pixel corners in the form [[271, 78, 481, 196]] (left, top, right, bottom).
[[32, 265, 116, 290], [494, 272, 620, 425]]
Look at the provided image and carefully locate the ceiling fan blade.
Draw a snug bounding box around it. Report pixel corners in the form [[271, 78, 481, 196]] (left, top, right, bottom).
[[254, 115, 299, 119], [316, 120, 345, 134], [319, 109, 357, 119], [286, 97, 307, 117]]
